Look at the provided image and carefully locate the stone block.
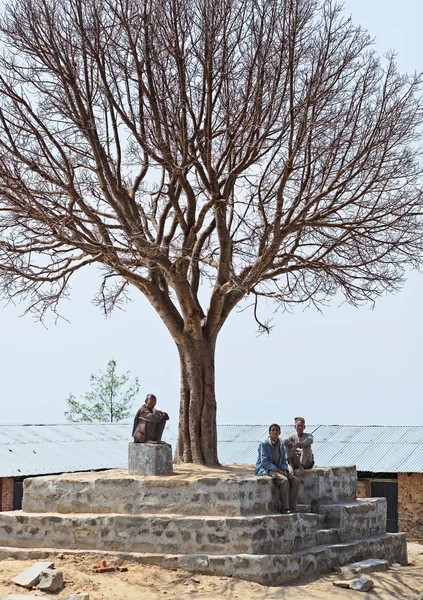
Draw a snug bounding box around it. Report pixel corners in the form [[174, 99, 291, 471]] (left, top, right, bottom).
[[38, 568, 64, 592], [128, 442, 173, 476], [64, 595, 90, 600], [298, 466, 357, 505], [349, 577, 374, 591], [340, 558, 389, 575], [11, 561, 54, 588], [319, 498, 386, 540]]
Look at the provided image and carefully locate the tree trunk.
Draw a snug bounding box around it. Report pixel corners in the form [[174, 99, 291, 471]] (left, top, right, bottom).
[[174, 335, 219, 466]]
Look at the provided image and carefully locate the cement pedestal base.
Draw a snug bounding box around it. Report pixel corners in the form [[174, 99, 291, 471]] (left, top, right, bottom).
[[128, 442, 173, 476]]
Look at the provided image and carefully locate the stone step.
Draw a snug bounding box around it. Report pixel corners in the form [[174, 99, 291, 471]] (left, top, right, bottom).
[[297, 504, 315, 513], [0, 532, 407, 586], [21, 466, 358, 517], [316, 528, 341, 545], [318, 498, 387, 538], [22, 471, 280, 516], [298, 498, 386, 538], [0, 510, 320, 556], [299, 466, 357, 505]]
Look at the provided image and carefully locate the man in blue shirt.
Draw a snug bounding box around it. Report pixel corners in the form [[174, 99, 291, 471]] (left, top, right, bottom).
[[255, 423, 300, 513]]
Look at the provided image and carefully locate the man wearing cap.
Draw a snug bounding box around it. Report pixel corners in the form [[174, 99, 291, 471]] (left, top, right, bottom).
[[284, 417, 314, 475], [255, 423, 300, 513]]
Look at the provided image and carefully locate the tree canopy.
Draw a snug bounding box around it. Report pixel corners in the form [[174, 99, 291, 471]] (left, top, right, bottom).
[[64, 358, 140, 422]]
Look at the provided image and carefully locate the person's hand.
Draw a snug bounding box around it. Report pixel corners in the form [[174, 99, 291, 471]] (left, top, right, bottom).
[[281, 470, 289, 477]]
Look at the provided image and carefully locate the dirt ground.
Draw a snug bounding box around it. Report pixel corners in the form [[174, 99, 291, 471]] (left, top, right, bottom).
[[0, 543, 422, 600]]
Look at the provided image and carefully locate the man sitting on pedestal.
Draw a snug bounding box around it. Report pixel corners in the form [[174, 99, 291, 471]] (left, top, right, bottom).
[[255, 423, 300, 514], [132, 394, 169, 444], [284, 416, 314, 475]]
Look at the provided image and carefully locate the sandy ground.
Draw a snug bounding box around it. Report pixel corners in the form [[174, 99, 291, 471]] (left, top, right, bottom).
[[0, 544, 422, 600], [46, 463, 258, 481]]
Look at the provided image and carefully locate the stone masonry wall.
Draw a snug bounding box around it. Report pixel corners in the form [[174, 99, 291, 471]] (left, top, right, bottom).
[[398, 472, 423, 540], [0, 477, 14, 511]]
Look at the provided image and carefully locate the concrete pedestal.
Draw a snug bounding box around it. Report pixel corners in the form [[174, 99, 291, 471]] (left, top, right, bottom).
[[128, 442, 173, 476]]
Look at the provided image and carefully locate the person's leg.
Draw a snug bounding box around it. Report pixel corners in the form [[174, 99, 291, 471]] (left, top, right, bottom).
[[151, 419, 166, 442], [271, 472, 289, 511], [290, 453, 300, 470], [300, 446, 314, 469], [287, 475, 300, 511], [145, 421, 158, 443]]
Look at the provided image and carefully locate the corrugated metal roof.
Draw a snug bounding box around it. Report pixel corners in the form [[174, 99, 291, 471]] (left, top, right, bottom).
[[233, 425, 423, 473], [1, 423, 423, 477], [0, 424, 131, 477]]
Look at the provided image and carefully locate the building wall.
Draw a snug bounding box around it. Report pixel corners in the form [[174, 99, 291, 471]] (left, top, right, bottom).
[[357, 479, 371, 498], [398, 472, 423, 540], [0, 477, 14, 511]]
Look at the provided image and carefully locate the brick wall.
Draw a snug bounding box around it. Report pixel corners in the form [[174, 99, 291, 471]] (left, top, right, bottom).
[[398, 472, 423, 540], [0, 477, 14, 511], [357, 479, 371, 498]]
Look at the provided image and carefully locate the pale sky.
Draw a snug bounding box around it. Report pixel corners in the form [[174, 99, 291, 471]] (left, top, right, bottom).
[[1, 0, 422, 428]]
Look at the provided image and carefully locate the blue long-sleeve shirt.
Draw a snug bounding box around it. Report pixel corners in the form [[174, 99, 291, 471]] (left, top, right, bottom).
[[255, 437, 288, 476]]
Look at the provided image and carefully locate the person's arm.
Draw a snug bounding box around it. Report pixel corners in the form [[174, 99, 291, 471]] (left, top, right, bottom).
[[299, 433, 314, 447], [283, 434, 295, 447], [154, 409, 170, 420], [257, 442, 277, 472], [279, 443, 289, 472], [138, 407, 162, 423]]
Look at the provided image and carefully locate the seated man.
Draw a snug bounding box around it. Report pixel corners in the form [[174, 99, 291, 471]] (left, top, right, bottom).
[[255, 423, 300, 514], [284, 416, 314, 475], [132, 394, 169, 444]]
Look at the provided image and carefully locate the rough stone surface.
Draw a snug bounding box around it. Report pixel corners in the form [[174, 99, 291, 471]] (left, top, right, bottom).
[[349, 577, 374, 591], [64, 594, 90, 600], [23, 472, 280, 516], [22, 465, 358, 517], [0, 511, 320, 555], [10, 561, 54, 588], [0, 531, 407, 586], [128, 442, 173, 476], [298, 466, 357, 505], [319, 498, 387, 540], [340, 558, 389, 575], [38, 568, 64, 592], [0, 465, 408, 587]]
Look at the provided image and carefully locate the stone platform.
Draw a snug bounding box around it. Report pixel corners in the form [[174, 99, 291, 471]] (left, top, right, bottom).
[[0, 464, 407, 586]]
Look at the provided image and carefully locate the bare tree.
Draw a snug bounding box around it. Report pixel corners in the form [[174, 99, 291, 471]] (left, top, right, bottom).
[[0, 0, 422, 464]]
